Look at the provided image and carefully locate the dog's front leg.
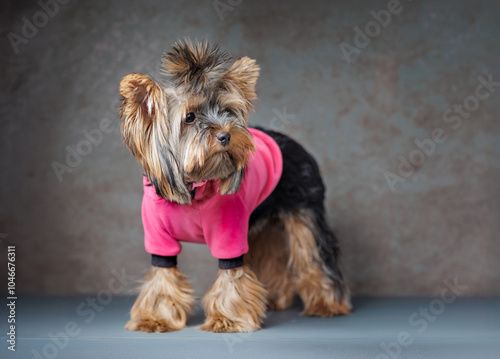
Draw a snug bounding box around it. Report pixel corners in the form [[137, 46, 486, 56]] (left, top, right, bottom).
[[126, 266, 195, 332], [200, 265, 268, 333]]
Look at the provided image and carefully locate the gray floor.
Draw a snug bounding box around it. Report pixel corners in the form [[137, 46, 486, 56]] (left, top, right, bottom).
[[1, 297, 499, 359]]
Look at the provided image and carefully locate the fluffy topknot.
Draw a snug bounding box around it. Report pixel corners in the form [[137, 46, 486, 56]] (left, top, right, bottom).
[[162, 39, 232, 92]]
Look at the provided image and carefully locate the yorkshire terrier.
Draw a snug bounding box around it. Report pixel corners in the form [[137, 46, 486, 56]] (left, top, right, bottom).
[[119, 39, 351, 333]]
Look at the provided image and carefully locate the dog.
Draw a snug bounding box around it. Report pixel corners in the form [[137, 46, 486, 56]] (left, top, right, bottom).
[[119, 39, 351, 333]]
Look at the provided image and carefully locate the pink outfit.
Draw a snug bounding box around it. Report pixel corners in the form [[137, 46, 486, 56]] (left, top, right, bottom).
[[141, 128, 283, 259]]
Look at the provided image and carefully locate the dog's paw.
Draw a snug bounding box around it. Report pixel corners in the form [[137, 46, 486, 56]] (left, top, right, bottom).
[[201, 266, 267, 333], [200, 314, 261, 333], [267, 289, 296, 312], [302, 298, 352, 317], [126, 267, 195, 333], [126, 318, 184, 333]]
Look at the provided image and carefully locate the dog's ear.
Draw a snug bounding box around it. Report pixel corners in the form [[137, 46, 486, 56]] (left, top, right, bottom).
[[221, 57, 260, 119], [224, 57, 259, 102], [119, 73, 191, 204], [119, 73, 164, 154]]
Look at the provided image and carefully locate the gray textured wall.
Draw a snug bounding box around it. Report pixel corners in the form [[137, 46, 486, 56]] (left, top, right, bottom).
[[1, 0, 499, 297]]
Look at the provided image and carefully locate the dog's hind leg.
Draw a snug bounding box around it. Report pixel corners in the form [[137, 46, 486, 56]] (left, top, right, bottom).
[[246, 216, 296, 311], [283, 210, 351, 317]]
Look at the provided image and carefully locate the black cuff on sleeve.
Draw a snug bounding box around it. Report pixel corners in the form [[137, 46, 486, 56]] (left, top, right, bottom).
[[218, 255, 244, 269], [151, 255, 177, 268]]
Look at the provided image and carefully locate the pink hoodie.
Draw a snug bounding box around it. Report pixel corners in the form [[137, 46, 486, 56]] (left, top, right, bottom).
[[141, 128, 283, 260]]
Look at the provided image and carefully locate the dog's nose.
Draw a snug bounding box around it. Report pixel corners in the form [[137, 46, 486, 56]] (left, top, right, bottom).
[[216, 132, 231, 147]]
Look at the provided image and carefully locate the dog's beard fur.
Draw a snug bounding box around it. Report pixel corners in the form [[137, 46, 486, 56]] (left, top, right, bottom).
[[120, 39, 259, 204], [182, 120, 255, 193]]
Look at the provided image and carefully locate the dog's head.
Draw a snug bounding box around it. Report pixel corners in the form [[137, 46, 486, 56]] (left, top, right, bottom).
[[120, 39, 259, 204]]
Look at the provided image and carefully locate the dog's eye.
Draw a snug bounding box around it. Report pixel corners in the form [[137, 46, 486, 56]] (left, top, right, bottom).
[[225, 109, 236, 117], [184, 112, 196, 124]]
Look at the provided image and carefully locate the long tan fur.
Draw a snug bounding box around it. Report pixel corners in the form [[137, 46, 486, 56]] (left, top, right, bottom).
[[247, 211, 351, 316], [126, 266, 195, 332], [200, 266, 267, 333], [246, 216, 296, 311], [285, 212, 351, 316]]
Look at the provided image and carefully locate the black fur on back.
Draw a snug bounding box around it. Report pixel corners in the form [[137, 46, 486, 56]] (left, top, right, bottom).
[[249, 127, 346, 297]]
